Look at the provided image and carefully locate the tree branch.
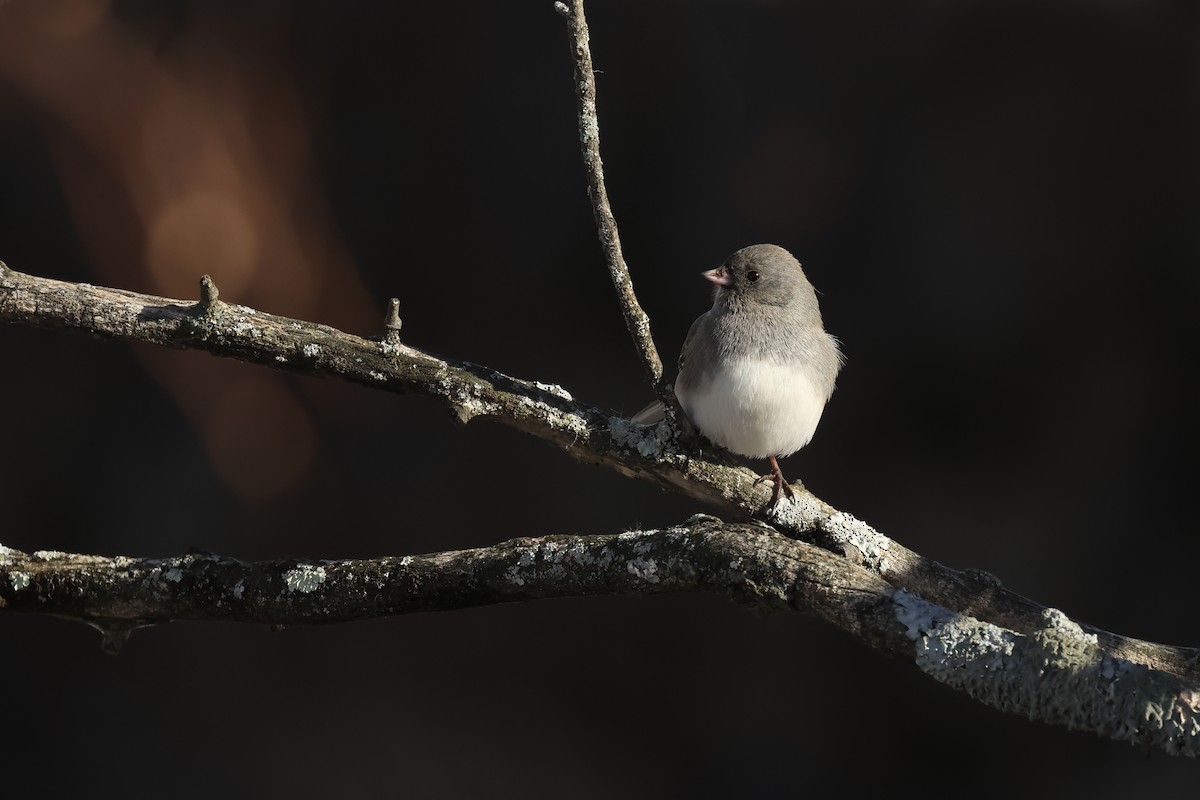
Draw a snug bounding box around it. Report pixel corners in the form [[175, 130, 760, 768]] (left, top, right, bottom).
[[3, 519, 1198, 757], [555, 0, 674, 418], [2, 0, 1197, 759], [0, 261, 744, 507], [2, 258, 1198, 691]]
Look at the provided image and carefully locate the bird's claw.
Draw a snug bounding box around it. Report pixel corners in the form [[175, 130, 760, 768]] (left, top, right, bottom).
[[754, 455, 796, 508]]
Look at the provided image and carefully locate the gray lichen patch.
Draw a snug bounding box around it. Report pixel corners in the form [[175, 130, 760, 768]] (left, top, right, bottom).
[[614, 529, 661, 543], [515, 395, 589, 439], [1034, 608, 1099, 668], [430, 370, 503, 425], [508, 538, 617, 586], [765, 493, 828, 533], [283, 564, 326, 593], [625, 552, 660, 583], [608, 416, 670, 459], [893, 588, 955, 640], [894, 589, 1200, 755], [228, 318, 263, 338], [8, 571, 30, 590], [504, 549, 537, 587], [499, 529, 693, 591], [532, 381, 574, 402], [894, 589, 1017, 678], [454, 392, 501, 424], [818, 510, 891, 573]]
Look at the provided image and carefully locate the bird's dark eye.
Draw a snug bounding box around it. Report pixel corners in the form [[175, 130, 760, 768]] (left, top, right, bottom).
[[746, 270, 760, 282]]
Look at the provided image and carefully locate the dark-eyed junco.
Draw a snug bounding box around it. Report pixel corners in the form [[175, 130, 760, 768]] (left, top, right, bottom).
[[636, 244, 842, 505]]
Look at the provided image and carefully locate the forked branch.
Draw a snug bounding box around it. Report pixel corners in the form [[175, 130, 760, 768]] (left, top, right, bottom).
[[1, 0, 1198, 760], [555, 0, 676, 419]]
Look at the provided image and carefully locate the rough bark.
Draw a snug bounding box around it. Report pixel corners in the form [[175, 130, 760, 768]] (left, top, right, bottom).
[[4, 521, 1198, 756]]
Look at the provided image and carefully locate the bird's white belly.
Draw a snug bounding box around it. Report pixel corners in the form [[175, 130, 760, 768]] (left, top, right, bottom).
[[680, 359, 826, 458]]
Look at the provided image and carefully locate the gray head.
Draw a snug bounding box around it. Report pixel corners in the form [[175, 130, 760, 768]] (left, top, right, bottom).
[[705, 244, 821, 319]]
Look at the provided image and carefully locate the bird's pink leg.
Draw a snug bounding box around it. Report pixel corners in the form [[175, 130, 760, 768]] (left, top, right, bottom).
[[753, 455, 795, 507]]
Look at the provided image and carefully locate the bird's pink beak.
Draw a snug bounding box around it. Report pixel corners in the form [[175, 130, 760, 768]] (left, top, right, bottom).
[[703, 267, 732, 287]]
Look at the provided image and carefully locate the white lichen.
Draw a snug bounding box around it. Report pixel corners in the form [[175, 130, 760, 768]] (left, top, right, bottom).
[[505, 549, 538, 587], [893, 588, 954, 641], [532, 381, 574, 402], [608, 416, 666, 458], [454, 393, 500, 423], [9, 571, 30, 590], [283, 564, 326, 593], [301, 343, 321, 359], [230, 320, 258, 337], [545, 407, 589, 439], [819, 510, 892, 573], [399, 555, 413, 567], [626, 556, 660, 583], [370, 371, 386, 381], [1032, 607, 1100, 670], [893, 588, 1016, 678], [163, 567, 183, 583], [766, 494, 822, 529], [892, 588, 1200, 753], [1039, 607, 1096, 643], [232, 579, 245, 600], [509, 394, 588, 439]]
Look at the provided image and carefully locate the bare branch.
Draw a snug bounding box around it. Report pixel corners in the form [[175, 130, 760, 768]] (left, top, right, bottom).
[[2, 0, 1191, 766], [0, 518, 888, 632], [3, 519, 1199, 757], [556, 0, 677, 418], [3, 258, 1199, 689], [0, 260, 752, 508]]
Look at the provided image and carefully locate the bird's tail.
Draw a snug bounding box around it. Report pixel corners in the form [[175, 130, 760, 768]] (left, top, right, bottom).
[[630, 400, 666, 425]]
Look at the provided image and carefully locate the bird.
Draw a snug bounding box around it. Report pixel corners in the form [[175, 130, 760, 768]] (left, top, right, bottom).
[[635, 244, 842, 506]]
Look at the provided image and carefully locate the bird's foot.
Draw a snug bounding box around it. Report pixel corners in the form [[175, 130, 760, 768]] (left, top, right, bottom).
[[753, 456, 795, 508]]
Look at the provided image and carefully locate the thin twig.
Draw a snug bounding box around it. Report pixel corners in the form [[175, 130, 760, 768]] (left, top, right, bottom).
[[556, 0, 678, 419]]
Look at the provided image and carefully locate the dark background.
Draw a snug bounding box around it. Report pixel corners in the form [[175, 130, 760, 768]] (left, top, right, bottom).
[[2, 0, 1198, 796]]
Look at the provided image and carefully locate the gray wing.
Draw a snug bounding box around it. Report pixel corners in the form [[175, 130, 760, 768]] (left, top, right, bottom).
[[673, 311, 714, 403], [631, 311, 712, 425]]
